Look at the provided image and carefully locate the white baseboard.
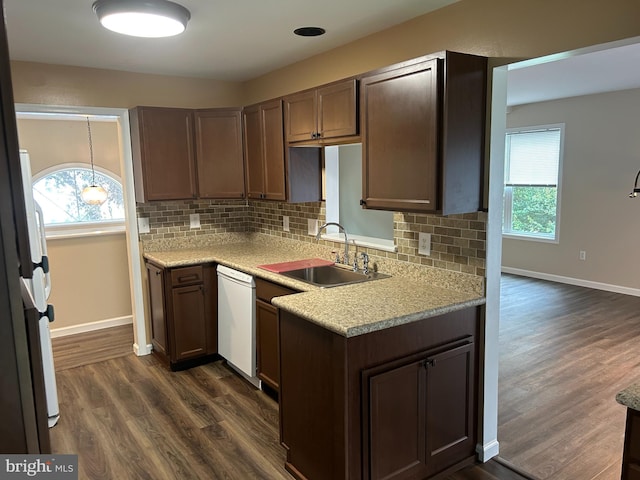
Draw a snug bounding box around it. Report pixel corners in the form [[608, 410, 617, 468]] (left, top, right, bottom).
[[477, 439, 500, 462], [501, 267, 640, 297], [50, 315, 133, 338], [133, 343, 153, 356]]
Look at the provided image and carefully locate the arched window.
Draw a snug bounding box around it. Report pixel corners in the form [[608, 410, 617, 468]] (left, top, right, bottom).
[[33, 165, 125, 230]]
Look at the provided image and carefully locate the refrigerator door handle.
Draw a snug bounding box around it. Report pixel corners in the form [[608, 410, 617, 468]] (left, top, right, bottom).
[[34, 204, 51, 298]]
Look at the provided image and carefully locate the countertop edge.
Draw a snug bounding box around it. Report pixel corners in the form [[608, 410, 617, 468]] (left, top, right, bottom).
[[616, 383, 640, 411], [274, 296, 486, 337]]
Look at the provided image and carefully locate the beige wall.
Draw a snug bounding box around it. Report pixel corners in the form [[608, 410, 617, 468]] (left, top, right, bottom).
[[16, 118, 132, 329], [242, 0, 640, 104], [502, 89, 640, 290], [10, 61, 244, 109], [9, 0, 640, 109], [46, 235, 132, 329], [17, 118, 121, 176]]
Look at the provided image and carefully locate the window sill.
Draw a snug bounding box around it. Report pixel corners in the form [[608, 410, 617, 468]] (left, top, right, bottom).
[[45, 223, 126, 240], [319, 233, 397, 253], [502, 233, 558, 244]]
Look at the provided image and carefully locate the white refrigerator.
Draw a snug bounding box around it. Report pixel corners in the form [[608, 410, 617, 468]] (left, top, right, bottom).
[[19, 149, 60, 428]]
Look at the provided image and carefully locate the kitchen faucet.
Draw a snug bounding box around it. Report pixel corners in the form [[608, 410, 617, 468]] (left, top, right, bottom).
[[316, 222, 349, 265]]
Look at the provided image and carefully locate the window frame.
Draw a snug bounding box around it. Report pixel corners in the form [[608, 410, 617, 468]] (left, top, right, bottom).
[[502, 123, 565, 243], [32, 163, 126, 239]]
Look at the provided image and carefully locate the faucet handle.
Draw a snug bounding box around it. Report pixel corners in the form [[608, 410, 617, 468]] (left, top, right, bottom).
[[361, 252, 369, 274], [331, 251, 340, 263]]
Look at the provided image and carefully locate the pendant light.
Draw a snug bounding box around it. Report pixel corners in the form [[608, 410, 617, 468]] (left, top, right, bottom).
[[629, 169, 640, 198], [81, 117, 108, 205], [93, 0, 191, 38]]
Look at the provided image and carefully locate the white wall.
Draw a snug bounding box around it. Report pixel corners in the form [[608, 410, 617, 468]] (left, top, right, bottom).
[[502, 88, 640, 293]]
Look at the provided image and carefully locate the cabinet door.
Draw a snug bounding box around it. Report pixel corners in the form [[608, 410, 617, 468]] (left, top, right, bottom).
[[261, 99, 287, 200], [171, 284, 207, 361], [368, 359, 427, 480], [204, 264, 217, 355], [256, 298, 279, 391], [283, 90, 317, 142], [425, 342, 475, 476], [195, 109, 245, 199], [318, 79, 357, 140], [243, 104, 265, 199], [360, 59, 439, 212], [131, 107, 197, 201], [147, 263, 168, 359]]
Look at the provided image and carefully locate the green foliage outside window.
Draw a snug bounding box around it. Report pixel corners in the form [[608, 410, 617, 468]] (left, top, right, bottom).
[[33, 167, 125, 225], [505, 186, 557, 236]]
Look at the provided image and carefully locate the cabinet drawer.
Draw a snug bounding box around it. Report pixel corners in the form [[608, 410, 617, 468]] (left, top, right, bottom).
[[256, 277, 297, 302], [170, 265, 203, 286]]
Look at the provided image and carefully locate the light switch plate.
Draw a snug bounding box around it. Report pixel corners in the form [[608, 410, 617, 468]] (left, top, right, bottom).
[[308, 219, 319, 236], [138, 217, 150, 234], [283, 216, 290, 232], [190, 213, 200, 229], [418, 232, 431, 256]]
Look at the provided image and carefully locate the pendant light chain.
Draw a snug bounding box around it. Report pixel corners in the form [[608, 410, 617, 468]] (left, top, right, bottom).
[[86, 116, 96, 185]]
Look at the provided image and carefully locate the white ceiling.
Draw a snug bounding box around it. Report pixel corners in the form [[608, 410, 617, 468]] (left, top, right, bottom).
[[507, 40, 640, 106], [3, 0, 458, 82]]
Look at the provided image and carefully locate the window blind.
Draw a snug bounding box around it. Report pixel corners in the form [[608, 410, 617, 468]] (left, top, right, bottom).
[[505, 128, 561, 186]]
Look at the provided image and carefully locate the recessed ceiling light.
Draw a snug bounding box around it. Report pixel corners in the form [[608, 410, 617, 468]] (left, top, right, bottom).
[[92, 0, 191, 38], [294, 27, 326, 37]]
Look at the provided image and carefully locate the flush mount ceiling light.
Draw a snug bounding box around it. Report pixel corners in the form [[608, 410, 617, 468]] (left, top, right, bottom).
[[294, 27, 326, 37], [93, 0, 191, 38]]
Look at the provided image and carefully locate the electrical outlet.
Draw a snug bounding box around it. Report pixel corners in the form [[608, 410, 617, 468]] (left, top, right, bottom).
[[418, 232, 431, 256], [283, 216, 290, 232], [579, 250, 586, 261], [189, 213, 200, 229], [138, 217, 150, 234], [308, 219, 319, 236]]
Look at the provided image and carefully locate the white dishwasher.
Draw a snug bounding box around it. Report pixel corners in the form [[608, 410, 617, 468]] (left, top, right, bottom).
[[216, 265, 260, 387]]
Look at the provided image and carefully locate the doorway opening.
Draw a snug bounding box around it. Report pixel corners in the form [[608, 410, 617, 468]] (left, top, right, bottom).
[[15, 104, 148, 362]]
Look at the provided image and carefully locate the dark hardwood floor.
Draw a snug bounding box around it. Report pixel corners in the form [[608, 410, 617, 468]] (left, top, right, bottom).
[[499, 273, 640, 480], [52, 324, 134, 371], [50, 325, 528, 479], [50, 273, 640, 478]]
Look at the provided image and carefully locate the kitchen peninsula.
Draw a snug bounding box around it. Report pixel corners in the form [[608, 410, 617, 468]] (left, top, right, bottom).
[[143, 233, 485, 480]]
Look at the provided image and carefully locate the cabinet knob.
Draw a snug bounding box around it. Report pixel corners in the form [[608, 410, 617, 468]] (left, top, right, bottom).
[[360, 199, 366, 206], [424, 359, 435, 368]]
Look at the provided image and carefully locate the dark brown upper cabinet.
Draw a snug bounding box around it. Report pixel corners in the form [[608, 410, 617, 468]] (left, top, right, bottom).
[[195, 108, 245, 199], [243, 99, 286, 201], [130, 106, 197, 202], [131, 106, 246, 202], [360, 51, 487, 215], [283, 78, 358, 144]]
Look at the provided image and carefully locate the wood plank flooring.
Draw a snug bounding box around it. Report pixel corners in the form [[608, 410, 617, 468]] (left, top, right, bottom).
[[499, 274, 640, 480], [52, 324, 134, 371], [50, 326, 527, 479]]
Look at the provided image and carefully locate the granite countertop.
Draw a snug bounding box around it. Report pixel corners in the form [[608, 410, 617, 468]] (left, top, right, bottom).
[[616, 383, 640, 411], [143, 239, 485, 338]]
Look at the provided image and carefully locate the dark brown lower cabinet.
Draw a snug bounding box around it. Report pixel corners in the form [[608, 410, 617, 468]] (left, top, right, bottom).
[[622, 408, 640, 480], [280, 306, 479, 480], [145, 260, 217, 370], [364, 342, 474, 480], [255, 278, 297, 393], [256, 299, 280, 390]]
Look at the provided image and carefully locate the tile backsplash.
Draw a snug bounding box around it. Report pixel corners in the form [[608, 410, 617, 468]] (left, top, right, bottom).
[[137, 199, 486, 278]]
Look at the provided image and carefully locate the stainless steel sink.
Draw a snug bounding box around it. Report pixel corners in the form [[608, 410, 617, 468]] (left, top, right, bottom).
[[280, 264, 390, 288]]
